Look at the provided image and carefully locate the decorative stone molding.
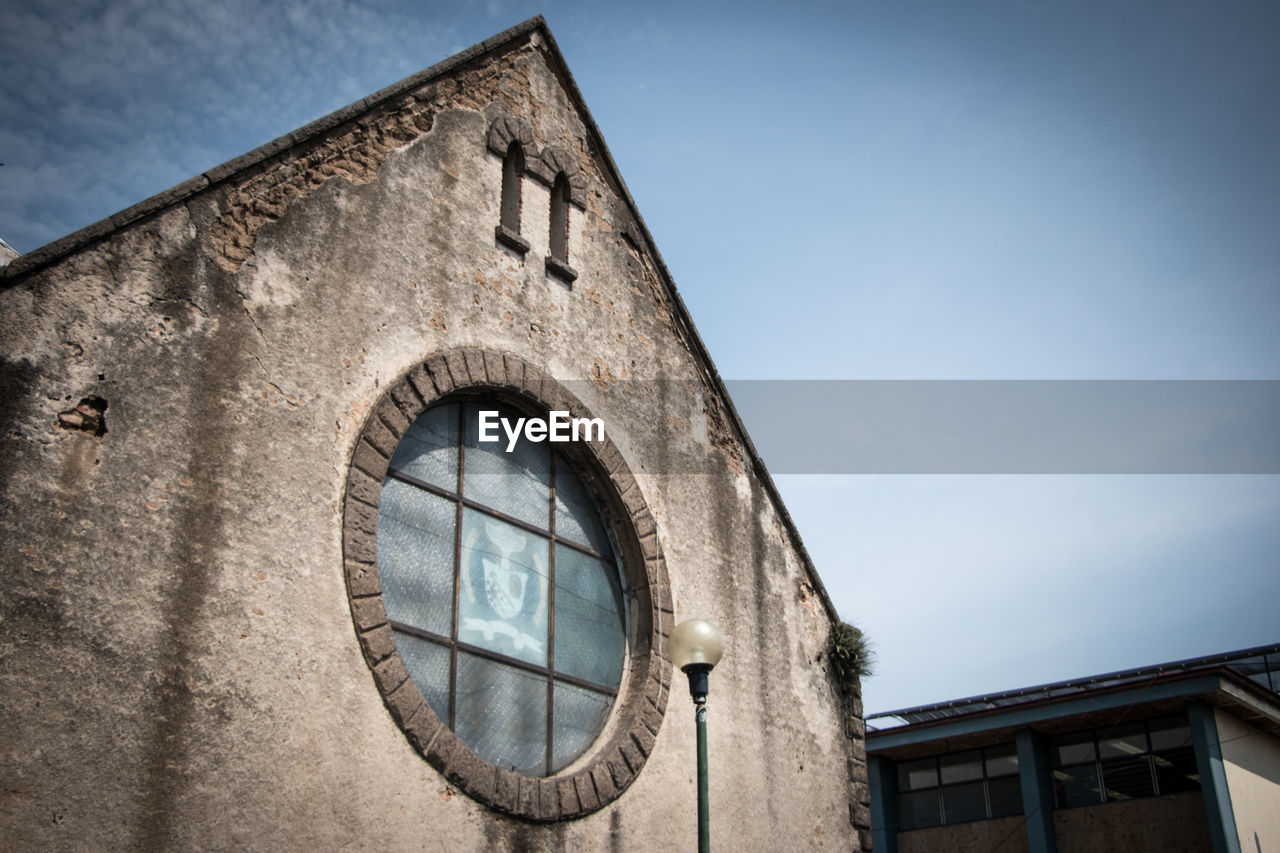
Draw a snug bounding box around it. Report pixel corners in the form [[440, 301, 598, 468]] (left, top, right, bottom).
[[342, 348, 674, 821], [531, 146, 587, 209], [485, 115, 587, 209], [486, 114, 535, 158]]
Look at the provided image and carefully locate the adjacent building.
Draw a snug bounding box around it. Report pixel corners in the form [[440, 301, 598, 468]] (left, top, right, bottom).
[[867, 644, 1280, 853]]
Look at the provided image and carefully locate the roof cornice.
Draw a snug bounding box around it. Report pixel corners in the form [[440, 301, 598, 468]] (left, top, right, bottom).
[[0, 16, 547, 285], [868, 667, 1280, 752]]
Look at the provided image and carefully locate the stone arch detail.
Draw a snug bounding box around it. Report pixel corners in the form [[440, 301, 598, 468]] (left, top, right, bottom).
[[485, 114, 535, 158], [341, 348, 674, 822], [533, 145, 587, 209], [485, 115, 587, 210]]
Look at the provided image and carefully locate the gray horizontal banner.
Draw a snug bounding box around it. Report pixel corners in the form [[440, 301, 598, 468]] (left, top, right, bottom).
[[721, 380, 1280, 474]]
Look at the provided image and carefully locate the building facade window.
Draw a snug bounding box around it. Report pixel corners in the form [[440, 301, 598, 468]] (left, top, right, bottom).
[[896, 744, 1023, 830], [341, 350, 674, 821], [377, 399, 626, 776], [549, 173, 569, 264], [1050, 715, 1198, 808], [544, 172, 578, 283], [501, 142, 524, 233], [496, 142, 530, 254]]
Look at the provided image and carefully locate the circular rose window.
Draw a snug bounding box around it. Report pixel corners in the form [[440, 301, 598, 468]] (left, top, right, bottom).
[[342, 351, 672, 821], [379, 398, 626, 775]]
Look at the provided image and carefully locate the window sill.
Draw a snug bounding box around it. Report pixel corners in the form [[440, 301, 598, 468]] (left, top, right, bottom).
[[495, 225, 530, 255], [545, 255, 578, 284]]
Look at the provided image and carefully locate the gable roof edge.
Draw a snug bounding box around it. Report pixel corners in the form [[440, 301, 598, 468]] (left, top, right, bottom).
[[531, 27, 843, 630], [1, 17, 845, 634], [1, 16, 548, 286]]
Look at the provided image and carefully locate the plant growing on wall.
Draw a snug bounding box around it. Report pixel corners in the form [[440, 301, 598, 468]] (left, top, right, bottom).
[[828, 621, 873, 701]]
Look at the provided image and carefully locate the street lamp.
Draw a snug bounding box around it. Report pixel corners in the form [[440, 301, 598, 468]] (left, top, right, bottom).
[[670, 618, 725, 853]]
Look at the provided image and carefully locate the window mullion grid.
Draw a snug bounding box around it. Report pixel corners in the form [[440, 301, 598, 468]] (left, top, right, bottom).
[[1093, 729, 1105, 804], [980, 748, 992, 820], [391, 621, 615, 696], [545, 451, 558, 776], [1144, 721, 1159, 797], [385, 468, 609, 561], [448, 402, 466, 730], [934, 756, 945, 825], [378, 400, 630, 783]]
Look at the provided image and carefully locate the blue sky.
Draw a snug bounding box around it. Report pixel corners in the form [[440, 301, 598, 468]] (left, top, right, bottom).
[[3, 1, 1278, 713]]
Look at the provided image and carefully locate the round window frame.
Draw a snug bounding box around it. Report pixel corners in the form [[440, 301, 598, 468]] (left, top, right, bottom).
[[342, 348, 673, 821]]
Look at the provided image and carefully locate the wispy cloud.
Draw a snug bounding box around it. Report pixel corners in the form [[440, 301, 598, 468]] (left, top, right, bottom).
[[0, 0, 467, 252]]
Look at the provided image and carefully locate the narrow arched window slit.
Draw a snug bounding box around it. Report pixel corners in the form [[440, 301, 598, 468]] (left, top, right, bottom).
[[545, 172, 577, 284], [495, 141, 530, 255]]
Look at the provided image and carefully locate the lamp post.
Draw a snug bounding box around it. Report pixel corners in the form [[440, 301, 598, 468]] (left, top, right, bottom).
[[669, 618, 725, 853]]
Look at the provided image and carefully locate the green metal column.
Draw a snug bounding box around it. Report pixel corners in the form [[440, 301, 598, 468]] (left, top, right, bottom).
[[696, 703, 710, 853], [1015, 728, 1058, 853], [867, 755, 898, 853], [1189, 700, 1241, 853]]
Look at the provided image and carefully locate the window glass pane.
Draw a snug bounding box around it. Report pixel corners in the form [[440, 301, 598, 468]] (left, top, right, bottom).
[[898, 757, 938, 791], [551, 681, 614, 772], [941, 780, 987, 824], [1148, 718, 1192, 751], [389, 402, 458, 490], [454, 652, 547, 776], [554, 461, 612, 555], [553, 544, 625, 688], [393, 630, 451, 721], [378, 479, 455, 636], [1053, 731, 1095, 766], [1153, 747, 1200, 794], [1099, 721, 1149, 759], [985, 744, 1019, 778], [464, 403, 551, 530], [458, 509, 549, 666], [940, 751, 983, 784], [376, 399, 632, 781], [987, 775, 1024, 818], [898, 789, 942, 830], [1054, 763, 1101, 808], [1102, 755, 1155, 800]]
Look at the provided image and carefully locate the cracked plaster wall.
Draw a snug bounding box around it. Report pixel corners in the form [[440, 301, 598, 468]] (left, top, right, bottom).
[[0, 29, 865, 852]]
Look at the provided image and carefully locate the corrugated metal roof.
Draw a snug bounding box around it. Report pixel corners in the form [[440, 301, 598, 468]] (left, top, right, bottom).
[[868, 642, 1280, 729]]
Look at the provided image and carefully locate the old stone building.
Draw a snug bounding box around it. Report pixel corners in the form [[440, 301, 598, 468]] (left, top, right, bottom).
[[0, 17, 869, 850]]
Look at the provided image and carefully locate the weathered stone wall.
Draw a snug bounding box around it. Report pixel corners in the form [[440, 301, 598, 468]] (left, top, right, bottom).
[[0, 21, 865, 851]]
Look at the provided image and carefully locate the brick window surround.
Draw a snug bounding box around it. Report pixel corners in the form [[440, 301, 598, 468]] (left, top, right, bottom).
[[342, 348, 674, 821]]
